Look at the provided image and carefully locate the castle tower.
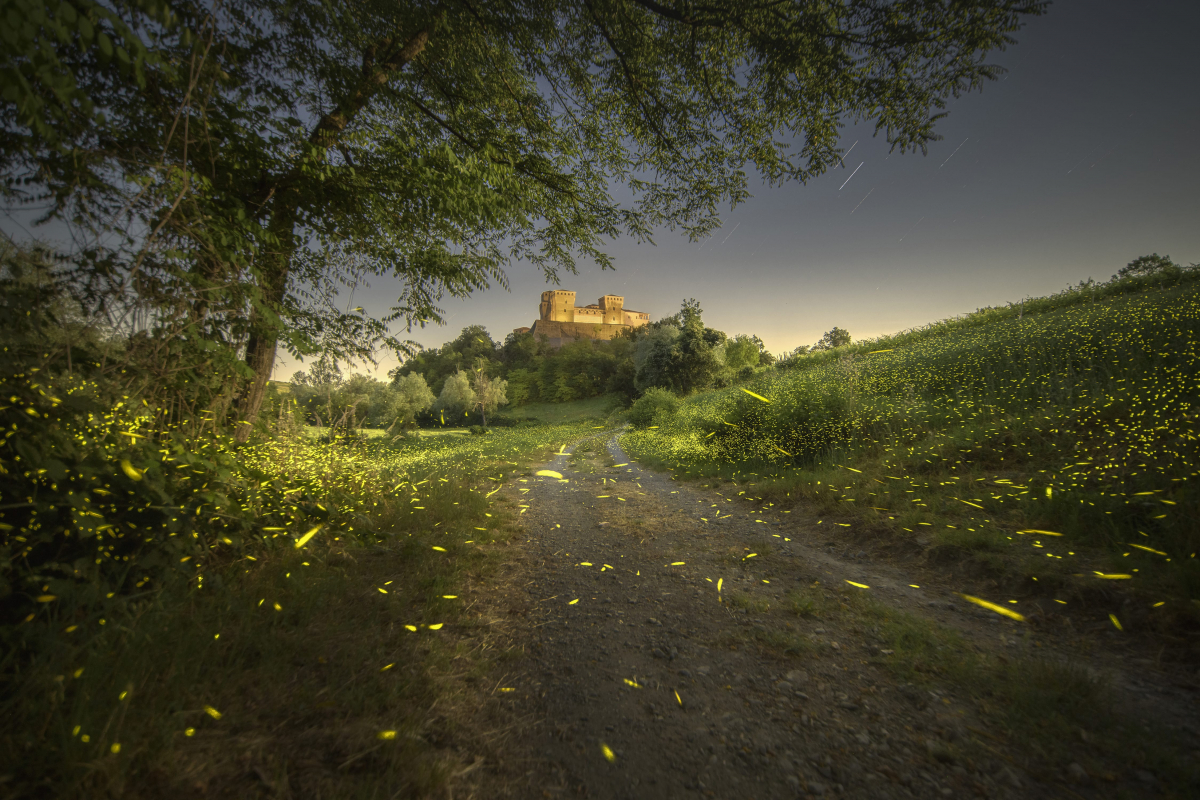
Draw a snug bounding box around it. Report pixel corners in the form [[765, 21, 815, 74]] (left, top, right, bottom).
[[540, 290, 576, 322], [598, 295, 624, 325]]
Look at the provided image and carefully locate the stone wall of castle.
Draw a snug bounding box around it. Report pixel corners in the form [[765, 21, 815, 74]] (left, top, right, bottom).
[[518, 291, 649, 347]]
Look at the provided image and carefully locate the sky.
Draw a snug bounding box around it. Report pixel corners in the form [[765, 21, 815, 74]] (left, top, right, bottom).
[[312, 0, 1197, 382]]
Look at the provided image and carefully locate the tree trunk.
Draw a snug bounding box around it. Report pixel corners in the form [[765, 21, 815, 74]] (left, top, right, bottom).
[[233, 27, 430, 442], [235, 203, 296, 441]]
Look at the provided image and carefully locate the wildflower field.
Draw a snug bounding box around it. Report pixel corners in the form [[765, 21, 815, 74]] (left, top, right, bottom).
[[622, 272, 1200, 622]]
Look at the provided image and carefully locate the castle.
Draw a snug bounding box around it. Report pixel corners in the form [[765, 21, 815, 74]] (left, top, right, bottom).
[[513, 291, 650, 347]]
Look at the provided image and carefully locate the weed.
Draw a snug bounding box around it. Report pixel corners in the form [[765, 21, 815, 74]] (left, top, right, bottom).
[[784, 588, 827, 618], [750, 628, 814, 657], [727, 592, 771, 614]]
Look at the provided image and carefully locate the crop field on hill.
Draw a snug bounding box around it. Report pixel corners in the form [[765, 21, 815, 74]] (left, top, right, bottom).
[[622, 278, 1200, 630]]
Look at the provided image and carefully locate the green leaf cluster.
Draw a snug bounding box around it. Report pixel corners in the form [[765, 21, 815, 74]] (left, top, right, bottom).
[[2, 0, 1049, 434]]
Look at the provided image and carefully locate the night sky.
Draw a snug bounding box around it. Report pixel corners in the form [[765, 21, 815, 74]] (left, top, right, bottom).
[[6, 3, 1197, 381], [308, 0, 1196, 382]]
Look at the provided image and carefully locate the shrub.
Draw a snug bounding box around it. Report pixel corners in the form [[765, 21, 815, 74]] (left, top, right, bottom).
[[628, 387, 680, 428]]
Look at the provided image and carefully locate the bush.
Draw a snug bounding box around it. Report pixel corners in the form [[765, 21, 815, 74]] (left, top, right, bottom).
[[469, 425, 490, 435], [628, 387, 680, 428]]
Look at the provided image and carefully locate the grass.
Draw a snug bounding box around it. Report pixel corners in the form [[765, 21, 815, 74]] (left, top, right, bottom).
[[726, 591, 772, 613], [494, 394, 624, 426], [302, 426, 473, 440], [304, 424, 393, 438], [2, 420, 593, 797], [568, 434, 619, 475], [620, 277, 1200, 646]]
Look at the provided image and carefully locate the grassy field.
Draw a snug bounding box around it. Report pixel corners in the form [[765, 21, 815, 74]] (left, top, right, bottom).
[[2, 416, 592, 797], [494, 394, 625, 426], [621, 271, 1200, 647], [303, 425, 471, 439], [300, 393, 626, 441]]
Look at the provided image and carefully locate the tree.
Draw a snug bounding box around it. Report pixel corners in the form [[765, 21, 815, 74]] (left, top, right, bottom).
[[4, 0, 1048, 439], [628, 387, 680, 428], [388, 373, 435, 435], [671, 309, 724, 394], [304, 356, 345, 388], [435, 370, 476, 418], [504, 368, 538, 406], [1112, 254, 1178, 281], [390, 326, 499, 397], [811, 326, 852, 351], [634, 323, 682, 393], [724, 335, 762, 373], [469, 358, 508, 426], [632, 299, 724, 394]]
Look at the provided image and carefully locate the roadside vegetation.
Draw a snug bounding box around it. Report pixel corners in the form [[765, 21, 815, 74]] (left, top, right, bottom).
[[0, 244, 598, 796], [621, 263, 1200, 655], [1, 348, 591, 794]]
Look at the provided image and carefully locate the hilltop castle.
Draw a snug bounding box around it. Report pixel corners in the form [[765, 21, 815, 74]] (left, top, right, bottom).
[[513, 291, 650, 347]]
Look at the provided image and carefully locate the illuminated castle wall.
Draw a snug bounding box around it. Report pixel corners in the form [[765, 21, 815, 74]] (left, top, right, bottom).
[[514, 291, 650, 347]]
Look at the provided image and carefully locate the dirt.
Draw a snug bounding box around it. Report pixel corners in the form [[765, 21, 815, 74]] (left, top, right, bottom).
[[471, 435, 1199, 799]]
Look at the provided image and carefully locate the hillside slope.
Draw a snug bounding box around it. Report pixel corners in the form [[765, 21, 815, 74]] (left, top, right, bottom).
[[622, 273, 1200, 661]]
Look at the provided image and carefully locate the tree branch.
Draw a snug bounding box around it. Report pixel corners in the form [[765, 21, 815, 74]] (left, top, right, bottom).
[[309, 28, 431, 151]]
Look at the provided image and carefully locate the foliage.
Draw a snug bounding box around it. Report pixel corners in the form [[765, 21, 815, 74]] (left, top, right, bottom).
[[394, 308, 767, 411], [632, 320, 679, 394], [632, 299, 747, 395], [725, 334, 765, 373], [389, 326, 498, 398], [468, 358, 508, 426], [811, 325, 852, 351], [389, 373, 436, 434], [1113, 253, 1180, 281], [3, 0, 1050, 434], [435, 370, 476, 417], [627, 387, 680, 429], [291, 356, 343, 388], [288, 372, 402, 431]]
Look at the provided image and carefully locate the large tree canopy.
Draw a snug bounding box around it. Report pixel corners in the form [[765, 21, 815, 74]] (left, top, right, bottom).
[[1, 0, 1047, 436]]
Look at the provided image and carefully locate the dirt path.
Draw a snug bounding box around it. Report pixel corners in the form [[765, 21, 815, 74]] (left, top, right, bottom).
[[478, 436, 1198, 799]]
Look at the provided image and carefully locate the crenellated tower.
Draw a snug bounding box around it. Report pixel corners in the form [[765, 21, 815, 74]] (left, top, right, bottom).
[[540, 290, 577, 322], [598, 295, 624, 325]]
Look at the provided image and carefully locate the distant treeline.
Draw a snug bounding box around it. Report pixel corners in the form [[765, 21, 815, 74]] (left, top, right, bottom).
[[288, 298, 787, 429]]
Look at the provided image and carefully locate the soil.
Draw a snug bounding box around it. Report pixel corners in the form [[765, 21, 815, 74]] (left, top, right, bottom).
[[472, 435, 1200, 799]]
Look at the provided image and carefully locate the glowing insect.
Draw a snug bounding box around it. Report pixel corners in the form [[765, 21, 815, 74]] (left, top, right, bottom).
[[956, 593, 1025, 622]]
